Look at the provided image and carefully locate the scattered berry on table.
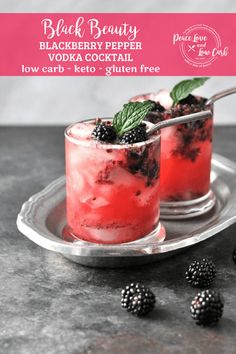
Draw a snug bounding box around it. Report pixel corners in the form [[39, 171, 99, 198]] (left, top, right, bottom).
[[185, 258, 216, 288], [121, 283, 156, 316], [92, 123, 117, 143], [190, 289, 224, 326]]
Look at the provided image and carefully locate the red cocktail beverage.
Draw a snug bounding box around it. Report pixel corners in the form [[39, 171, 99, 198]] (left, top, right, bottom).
[[65, 120, 161, 244], [159, 112, 213, 202], [130, 90, 214, 210]]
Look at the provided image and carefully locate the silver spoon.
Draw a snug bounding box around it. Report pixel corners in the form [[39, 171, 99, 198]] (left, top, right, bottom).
[[146, 110, 212, 136], [147, 86, 236, 136], [205, 86, 236, 106]]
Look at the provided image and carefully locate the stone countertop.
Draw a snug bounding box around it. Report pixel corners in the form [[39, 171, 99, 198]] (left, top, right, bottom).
[[1, 126, 236, 354]]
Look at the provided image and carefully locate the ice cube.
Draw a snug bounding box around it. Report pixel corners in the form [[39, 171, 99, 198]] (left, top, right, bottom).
[[130, 90, 173, 110], [68, 144, 95, 170], [109, 166, 137, 186], [69, 122, 94, 140], [130, 92, 157, 103], [154, 90, 173, 110], [71, 172, 85, 193]]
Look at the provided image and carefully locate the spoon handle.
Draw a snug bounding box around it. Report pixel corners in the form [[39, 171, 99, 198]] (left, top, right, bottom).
[[205, 87, 236, 106], [146, 110, 212, 136]]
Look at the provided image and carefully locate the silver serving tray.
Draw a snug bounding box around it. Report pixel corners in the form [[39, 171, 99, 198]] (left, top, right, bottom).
[[16, 153, 236, 268]]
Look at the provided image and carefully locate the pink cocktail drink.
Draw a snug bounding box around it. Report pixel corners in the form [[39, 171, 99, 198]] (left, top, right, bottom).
[[159, 110, 212, 202], [131, 90, 213, 203], [65, 120, 161, 244]]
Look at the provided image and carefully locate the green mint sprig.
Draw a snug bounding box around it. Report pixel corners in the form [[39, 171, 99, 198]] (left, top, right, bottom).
[[170, 77, 209, 105], [113, 101, 154, 137]]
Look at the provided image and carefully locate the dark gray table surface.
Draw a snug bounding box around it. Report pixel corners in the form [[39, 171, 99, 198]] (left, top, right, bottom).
[[1, 126, 236, 354]]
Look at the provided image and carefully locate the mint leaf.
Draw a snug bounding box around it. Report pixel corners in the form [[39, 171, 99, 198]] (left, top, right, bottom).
[[113, 101, 154, 136], [170, 77, 209, 105]]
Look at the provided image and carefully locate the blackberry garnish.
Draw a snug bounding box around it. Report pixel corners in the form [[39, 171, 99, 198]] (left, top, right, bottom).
[[146, 100, 165, 123], [179, 94, 199, 105], [185, 258, 216, 288], [120, 124, 147, 144], [121, 283, 156, 316], [190, 289, 224, 326], [150, 100, 165, 112], [92, 123, 117, 143], [233, 248, 236, 264]]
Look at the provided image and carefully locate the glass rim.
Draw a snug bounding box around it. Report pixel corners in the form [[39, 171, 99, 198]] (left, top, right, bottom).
[[129, 92, 210, 103], [64, 117, 161, 150]]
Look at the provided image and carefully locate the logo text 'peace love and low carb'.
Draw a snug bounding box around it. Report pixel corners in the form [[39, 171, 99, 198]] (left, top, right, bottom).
[[173, 24, 228, 67]]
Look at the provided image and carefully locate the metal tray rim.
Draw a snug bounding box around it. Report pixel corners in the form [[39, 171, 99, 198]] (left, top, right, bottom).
[[16, 153, 236, 258]]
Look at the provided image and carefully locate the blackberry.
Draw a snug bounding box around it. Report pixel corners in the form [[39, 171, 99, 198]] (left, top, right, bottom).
[[120, 124, 147, 144], [233, 248, 236, 264], [146, 101, 165, 123], [121, 283, 156, 316], [179, 94, 199, 105], [190, 289, 224, 326], [185, 258, 216, 288], [150, 100, 165, 112], [92, 123, 117, 143]]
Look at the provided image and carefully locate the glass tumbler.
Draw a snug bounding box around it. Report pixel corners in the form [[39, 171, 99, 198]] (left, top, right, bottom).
[[64, 119, 165, 244], [130, 92, 215, 219]]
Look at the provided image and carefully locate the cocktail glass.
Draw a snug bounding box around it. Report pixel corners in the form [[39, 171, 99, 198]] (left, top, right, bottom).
[[64, 119, 164, 244], [130, 91, 215, 218]]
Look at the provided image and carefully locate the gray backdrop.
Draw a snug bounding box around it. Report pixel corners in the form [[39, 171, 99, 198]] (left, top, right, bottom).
[[0, 0, 235, 125]]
